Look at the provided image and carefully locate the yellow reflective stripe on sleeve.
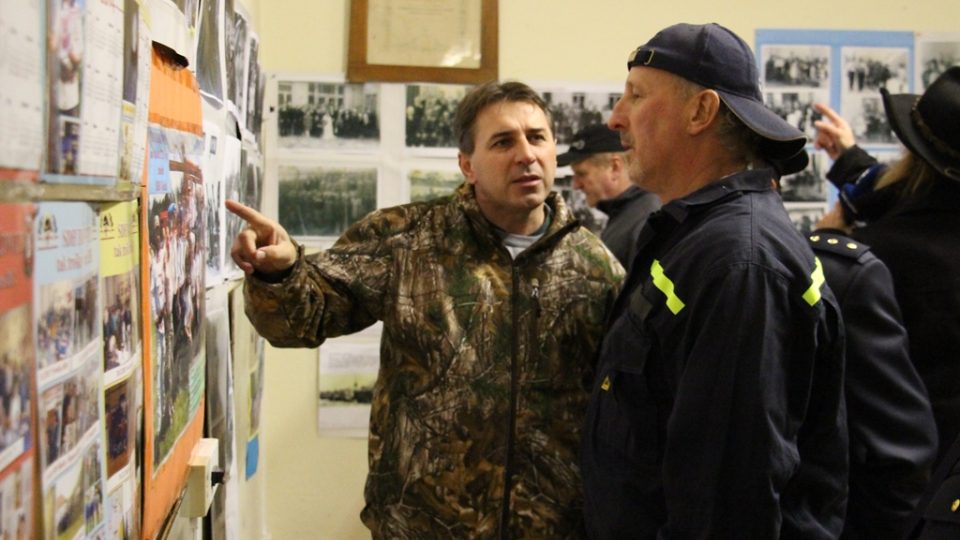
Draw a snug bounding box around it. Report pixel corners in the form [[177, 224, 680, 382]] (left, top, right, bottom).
[[651, 259, 685, 315], [803, 257, 825, 306]]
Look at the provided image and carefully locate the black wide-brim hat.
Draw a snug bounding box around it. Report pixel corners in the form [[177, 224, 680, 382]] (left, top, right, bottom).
[[627, 23, 808, 173], [881, 65, 960, 182]]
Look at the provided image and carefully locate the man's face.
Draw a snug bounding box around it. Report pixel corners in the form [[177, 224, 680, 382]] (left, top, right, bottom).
[[459, 101, 556, 224], [608, 67, 690, 198], [571, 157, 613, 207]]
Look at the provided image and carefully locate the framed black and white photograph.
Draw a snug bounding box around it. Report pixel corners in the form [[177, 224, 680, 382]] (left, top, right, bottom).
[[403, 166, 463, 203], [277, 80, 381, 151], [535, 86, 621, 147], [915, 34, 960, 90], [404, 83, 470, 152], [225, 3, 248, 114], [785, 203, 828, 236], [277, 163, 378, 242], [761, 45, 830, 88], [195, 0, 225, 103], [839, 47, 909, 145], [765, 89, 830, 139], [841, 47, 909, 95], [779, 152, 827, 203], [843, 94, 895, 144]]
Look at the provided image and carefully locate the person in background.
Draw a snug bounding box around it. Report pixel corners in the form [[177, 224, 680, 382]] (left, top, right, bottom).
[[227, 81, 623, 538], [805, 229, 937, 539], [813, 66, 960, 539], [580, 22, 847, 538], [557, 124, 660, 267]]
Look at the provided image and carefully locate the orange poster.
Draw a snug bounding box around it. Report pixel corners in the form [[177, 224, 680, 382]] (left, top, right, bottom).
[[140, 44, 206, 540]]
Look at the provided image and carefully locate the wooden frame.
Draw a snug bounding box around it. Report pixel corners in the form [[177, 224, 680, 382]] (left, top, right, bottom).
[[347, 0, 498, 84]]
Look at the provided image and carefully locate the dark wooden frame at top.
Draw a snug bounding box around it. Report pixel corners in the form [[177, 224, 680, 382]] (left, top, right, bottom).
[[347, 0, 499, 84]]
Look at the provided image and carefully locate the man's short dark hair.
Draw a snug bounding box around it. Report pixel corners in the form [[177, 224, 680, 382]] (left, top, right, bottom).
[[454, 81, 553, 155]]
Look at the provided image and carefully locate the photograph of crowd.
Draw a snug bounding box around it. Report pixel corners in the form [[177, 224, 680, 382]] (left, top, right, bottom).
[[122, 0, 139, 105], [146, 129, 206, 467], [196, 0, 224, 102], [36, 274, 98, 372], [203, 162, 223, 282], [537, 88, 620, 146], [406, 168, 463, 203], [277, 80, 380, 150], [105, 381, 133, 477], [0, 458, 33, 540], [765, 90, 829, 139], [405, 84, 470, 149], [843, 95, 896, 144], [0, 306, 34, 471], [49, 459, 83, 540], [917, 39, 960, 90], [81, 439, 104, 535], [278, 165, 377, 240], [40, 354, 100, 470], [778, 153, 827, 203], [101, 272, 139, 373], [787, 204, 828, 236], [221, 136, 243, 277], [762, 45, 830, 87], [842, 47, 909, 94], [46, 0, 85, 174], [244, 35, 261, 131], [225, 3, 247, 113], [838, 47, 909, 145]]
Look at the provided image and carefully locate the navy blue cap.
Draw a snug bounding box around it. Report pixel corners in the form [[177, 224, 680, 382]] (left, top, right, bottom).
[[627, 23, 808, 167], [557, 124, 625, 166]]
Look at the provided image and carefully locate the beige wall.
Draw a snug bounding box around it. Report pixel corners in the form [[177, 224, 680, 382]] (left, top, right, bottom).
[[258, 2, 955, 539]]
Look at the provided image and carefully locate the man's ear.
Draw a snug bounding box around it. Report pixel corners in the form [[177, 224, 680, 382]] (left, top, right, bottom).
[[609, 153, 624, 175], [458, 152, 476, 184], [687, 89, 721, 136]]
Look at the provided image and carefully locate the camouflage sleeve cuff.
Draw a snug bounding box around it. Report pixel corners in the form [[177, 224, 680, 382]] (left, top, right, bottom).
[[250, 241, 305, 285]]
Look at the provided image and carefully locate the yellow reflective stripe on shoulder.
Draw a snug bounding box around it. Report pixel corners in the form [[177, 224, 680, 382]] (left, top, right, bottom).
[[803, 256, 825, 306], [651, 259, 685, 315]]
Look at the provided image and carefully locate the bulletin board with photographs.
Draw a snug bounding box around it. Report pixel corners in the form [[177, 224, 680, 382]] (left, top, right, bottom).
[[755, 29, 922, 234]]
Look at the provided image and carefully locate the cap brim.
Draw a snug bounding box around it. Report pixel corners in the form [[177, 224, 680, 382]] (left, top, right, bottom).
[[771, 148, 810, 177], [557, 152, 586, 167], [881, 88, 960, 182], [718, 91, 808, 160]]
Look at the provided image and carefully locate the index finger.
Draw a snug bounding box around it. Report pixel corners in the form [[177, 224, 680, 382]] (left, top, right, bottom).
[[813, 103, 843, 124], [225, 199, 270, 228]]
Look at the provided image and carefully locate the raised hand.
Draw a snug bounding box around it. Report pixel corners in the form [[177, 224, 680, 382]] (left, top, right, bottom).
[[813, 103, 856, 161], [225, 199, 298, 276]]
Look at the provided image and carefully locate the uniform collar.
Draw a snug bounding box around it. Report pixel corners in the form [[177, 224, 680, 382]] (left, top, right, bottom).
[[658, 168, 776, 223]]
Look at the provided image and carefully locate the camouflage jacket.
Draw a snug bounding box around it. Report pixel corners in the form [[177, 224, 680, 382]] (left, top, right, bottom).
[[244, 184, 624, 539]]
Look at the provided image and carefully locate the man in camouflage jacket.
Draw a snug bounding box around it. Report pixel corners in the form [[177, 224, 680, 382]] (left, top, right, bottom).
[[227, 81, 624, 539]]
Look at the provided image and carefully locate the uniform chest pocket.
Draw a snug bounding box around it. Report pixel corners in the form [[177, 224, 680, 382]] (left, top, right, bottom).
[[587, 366, 659, 471], [586, 300, 661, 471]]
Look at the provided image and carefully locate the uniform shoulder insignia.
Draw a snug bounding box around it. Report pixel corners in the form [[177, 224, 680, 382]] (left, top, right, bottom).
[[807, 231, 871, 261]]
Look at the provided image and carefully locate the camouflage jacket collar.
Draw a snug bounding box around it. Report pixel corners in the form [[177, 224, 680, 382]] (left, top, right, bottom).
[[455, 183, 579, 253]]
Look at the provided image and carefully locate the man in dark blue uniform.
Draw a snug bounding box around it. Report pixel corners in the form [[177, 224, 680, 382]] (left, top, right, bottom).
[[581, 23, 848, 538], [808, 230, 937, 539]]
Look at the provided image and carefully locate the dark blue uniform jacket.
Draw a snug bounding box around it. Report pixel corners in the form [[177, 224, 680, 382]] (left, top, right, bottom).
[[581, 170, 848, 539], [810, 231, 936, 540]]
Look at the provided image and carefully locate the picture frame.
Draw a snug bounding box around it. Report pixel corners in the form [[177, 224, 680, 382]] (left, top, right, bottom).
[[347, 0, 498, 84]]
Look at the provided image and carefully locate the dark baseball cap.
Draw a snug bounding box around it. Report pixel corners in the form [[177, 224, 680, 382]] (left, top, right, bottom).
[[557, 125, 626, 167], [627, 23, 808, 172]]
